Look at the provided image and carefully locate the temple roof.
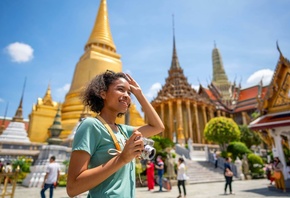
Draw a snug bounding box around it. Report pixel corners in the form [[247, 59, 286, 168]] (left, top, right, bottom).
[[249, 111, 290, 130], [152, 33, 209, 104], [249, 44, 290, 130]]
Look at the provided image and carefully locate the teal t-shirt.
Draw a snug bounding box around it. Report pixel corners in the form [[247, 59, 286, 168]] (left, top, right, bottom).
[[72, 117, 135, 198]]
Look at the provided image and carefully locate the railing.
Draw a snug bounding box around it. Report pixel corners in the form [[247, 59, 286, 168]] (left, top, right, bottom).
[[0, 166, 20, 198]]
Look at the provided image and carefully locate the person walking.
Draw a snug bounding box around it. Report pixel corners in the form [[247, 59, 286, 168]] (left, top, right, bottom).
[[146, 160, 155, 191], [213, 150, 218, 168], [155, 155, 164, 192], [41, 156, 60, 198], [224, 157, 234, 195], [177, 157, 187, 198], [66, 71, 164, 198]]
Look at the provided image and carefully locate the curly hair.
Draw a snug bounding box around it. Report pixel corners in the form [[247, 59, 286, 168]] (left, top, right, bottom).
[[81, 70, 128, 117]]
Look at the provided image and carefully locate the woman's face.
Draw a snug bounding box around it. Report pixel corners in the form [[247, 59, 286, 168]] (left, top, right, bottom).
[[103, 77, 131, 114]]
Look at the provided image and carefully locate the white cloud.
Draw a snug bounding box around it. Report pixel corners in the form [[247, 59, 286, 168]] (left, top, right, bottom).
[[55, 83, 71, 102], [5, 42, 34, 63], [191, 84, 199, 91], [246, 69, 274, 87], [145, 82, 162, 100]]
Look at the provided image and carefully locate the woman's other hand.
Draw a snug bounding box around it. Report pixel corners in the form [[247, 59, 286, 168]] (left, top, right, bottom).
[[119, 131, 144, 163]]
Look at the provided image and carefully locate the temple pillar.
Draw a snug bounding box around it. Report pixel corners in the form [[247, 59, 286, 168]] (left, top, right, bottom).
[[210, 108, 214, 119], [242, 112, 247, 125], [221, 111, 226, 117], [271, 127, 288, 178], [194, 103, 201, 143], [202, 106, 207, 143], [217, 110, 221, 117], [177, 100, 184, 144], [168, 101, 173, 141], [186, 101, 193, 140], [160, 103, 164, 137]]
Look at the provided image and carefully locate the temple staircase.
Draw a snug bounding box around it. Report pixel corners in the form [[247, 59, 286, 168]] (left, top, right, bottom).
[[180, 150, 225, 184]]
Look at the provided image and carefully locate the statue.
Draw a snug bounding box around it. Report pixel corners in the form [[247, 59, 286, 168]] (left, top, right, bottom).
[[165, 148, 176, 180], [242, 155, 250, 180]]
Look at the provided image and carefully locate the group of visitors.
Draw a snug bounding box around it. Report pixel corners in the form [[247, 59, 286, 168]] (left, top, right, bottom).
[[146, 156, 187, 197], [266, 156, 290, 193]]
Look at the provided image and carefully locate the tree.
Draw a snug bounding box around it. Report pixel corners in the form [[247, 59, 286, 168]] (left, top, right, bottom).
[[239, 125, 262, 148], [204, 117, 241, 151]]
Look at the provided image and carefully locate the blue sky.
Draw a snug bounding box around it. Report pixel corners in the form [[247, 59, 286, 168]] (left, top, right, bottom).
[[1, 0, 290, 119]]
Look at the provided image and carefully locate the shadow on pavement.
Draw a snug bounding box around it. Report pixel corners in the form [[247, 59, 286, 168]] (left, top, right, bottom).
[[243, 188, 290, 197]]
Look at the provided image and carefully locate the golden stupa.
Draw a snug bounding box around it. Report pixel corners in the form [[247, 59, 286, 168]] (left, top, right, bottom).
[[28, 0, 144, 142]]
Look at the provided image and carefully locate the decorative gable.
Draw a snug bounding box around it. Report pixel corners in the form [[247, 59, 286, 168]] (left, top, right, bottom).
[[263, 48, 290, 114]]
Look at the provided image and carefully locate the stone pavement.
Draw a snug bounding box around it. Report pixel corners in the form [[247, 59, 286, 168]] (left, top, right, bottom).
[[13, 179, 290, 198]]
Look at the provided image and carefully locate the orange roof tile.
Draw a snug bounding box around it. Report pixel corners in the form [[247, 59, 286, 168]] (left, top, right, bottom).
[[238, 86, 258, 101]]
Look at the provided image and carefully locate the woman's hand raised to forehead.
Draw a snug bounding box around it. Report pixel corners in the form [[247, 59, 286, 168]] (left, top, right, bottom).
[[125, 73, 141, 95]]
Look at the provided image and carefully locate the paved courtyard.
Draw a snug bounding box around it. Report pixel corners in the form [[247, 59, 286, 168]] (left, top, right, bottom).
[[12, 178, 290, 198]]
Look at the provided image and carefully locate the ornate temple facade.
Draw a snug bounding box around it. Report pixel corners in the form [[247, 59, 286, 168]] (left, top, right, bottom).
[[199, 44, 268, 127], [151, 35, 215, 144], [152, 39, 272, 144], [249, 45, 290, 181], [28, 85, 59, 142]]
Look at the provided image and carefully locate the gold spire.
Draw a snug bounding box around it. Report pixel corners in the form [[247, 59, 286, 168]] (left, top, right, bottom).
[[170, 14, 181, 69], [85, 0, 116, 52], [212, 44, 229, 84], [212, 43, 231, 99], [42, 84, 53, 106], [61, 0, 122, 137]]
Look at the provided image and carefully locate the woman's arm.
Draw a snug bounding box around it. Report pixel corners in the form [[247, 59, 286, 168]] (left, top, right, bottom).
[[125, 74, 165, 137], [66, 131, 143, 197]]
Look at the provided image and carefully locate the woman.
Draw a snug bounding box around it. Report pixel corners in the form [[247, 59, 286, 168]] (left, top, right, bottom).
[[273, 157, 286, 192], [146, 160, 155, 191], [66, 71, 164, 198], [177, 157, 187, 198], [224, 157, 234, 195]]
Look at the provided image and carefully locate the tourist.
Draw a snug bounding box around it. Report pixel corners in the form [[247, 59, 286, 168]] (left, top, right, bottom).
[[177, 157, 187, 198], [146, 160, 155, 191], [265, 161, 275, 185], [213, 150, 218, 168], [273, 157, 286, 192], [155, 155, 165, 192], [66, 71, 164, 198], [41, 156, 60, 198], [224, 157, 234, 195]]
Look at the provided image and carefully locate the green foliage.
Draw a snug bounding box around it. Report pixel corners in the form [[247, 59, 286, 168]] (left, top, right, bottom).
[[12, 156, 32, 173], [58, 174, 67, 187], [239, 125, 262, 148], [151, 136, 174, 150], [204, 117, 241, 151], [151, 136, 174, 158], [247, 153, 264, 179], [283, 144, 290, 159], [251, 111, 260, 119], [220, 151, 229, 158], [227, 142, 251, 160], [135, 159, 144, 175]]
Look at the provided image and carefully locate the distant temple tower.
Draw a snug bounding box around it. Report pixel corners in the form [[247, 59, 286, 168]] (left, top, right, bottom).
[[151, 22, 214, 144], [212, 42, 231, 100], [0, 79, 30, 143], [28, 85, 58, 142]]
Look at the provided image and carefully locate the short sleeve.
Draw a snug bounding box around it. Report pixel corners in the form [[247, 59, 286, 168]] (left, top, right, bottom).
[[72, 118, 100, 156]]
